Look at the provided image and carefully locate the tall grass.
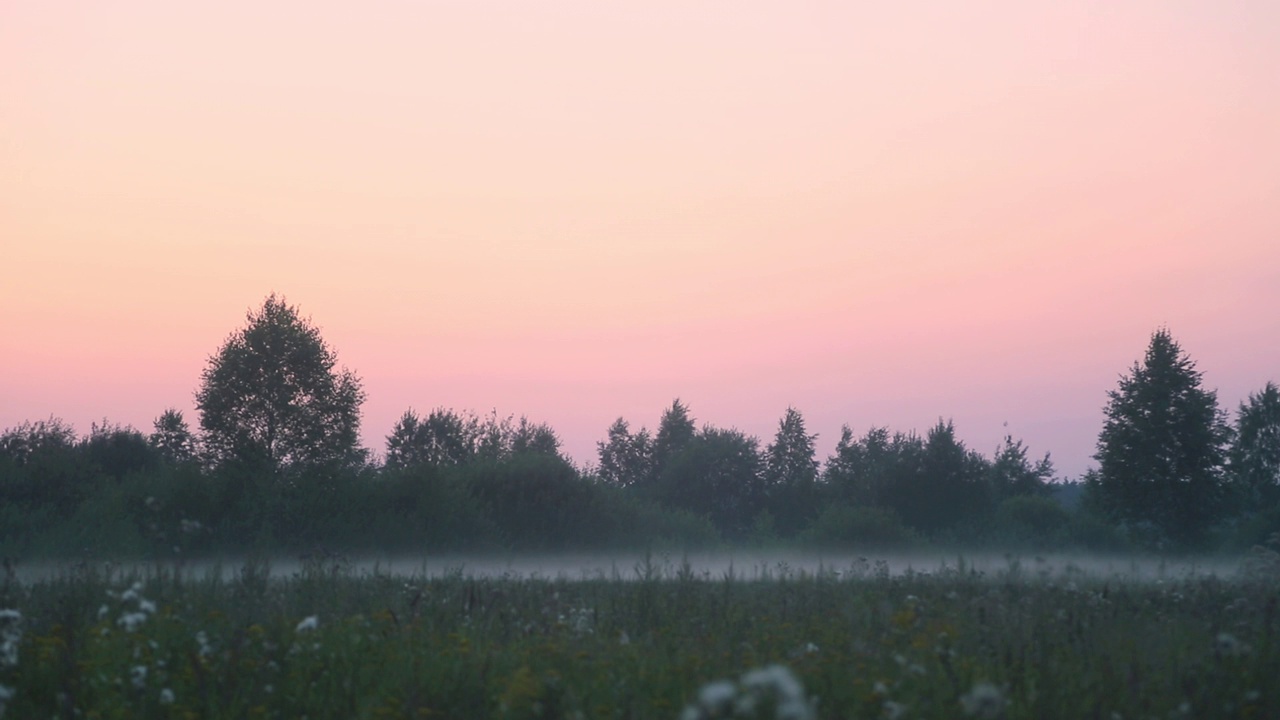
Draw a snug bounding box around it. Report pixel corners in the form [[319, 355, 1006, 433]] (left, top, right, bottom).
[[1, 555, 1275, 719]]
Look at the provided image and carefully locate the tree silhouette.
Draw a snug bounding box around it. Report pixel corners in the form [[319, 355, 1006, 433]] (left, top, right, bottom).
[[1230, 381, 1280, 507], [763, 407, 819, 533], [1089, 329, 1230, 547], [149, 409, 199, 465], [195, 294, 366, 475], [650, 399, 696, 483], [596, 417, 654, 488], [385, 408, 479, 469]]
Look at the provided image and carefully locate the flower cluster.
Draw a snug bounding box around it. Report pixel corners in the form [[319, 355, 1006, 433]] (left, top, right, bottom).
[[960, 682, 1007, 719], [559, 607, 593, 636], [681, 664, 815, 720], [0, 609, 20, 719], [104, 581, 157, 633]]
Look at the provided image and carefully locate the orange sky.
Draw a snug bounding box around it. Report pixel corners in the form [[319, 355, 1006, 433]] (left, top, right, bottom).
[[3, 1, 1278, 478]]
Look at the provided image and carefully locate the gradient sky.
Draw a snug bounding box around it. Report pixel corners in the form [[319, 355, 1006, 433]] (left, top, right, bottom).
[[3, 1, 1278, 479]]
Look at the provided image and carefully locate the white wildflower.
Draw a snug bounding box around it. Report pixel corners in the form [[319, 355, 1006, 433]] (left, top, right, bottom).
[[296, 615, 319, 633], [159, 688, 175, 705], [682, 665, 815, 720], [697, 680, 736, 712], [741, 664, 804, 702], [130, 665, 147, 689], [195, 630, 213, 657], [0, 684, 12, 717], [0, 610, 21, 668], [121, 582, 144, 603], [1214, 632, 1251, 658], [137, 599, 157, 615], [882, 700, 908, 720], [960, 682, 1006, 719], [117, 612, 148, 633]]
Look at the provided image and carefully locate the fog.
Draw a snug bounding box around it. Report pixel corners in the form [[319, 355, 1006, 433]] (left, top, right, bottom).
[[12, 550, 1248, 585]]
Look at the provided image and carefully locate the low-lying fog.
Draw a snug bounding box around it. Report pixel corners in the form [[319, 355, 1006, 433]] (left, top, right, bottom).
[[12, 551, 1249, 585]]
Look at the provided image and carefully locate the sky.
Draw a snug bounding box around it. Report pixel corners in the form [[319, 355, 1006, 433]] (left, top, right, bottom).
[[3, 1, 1278, 479]]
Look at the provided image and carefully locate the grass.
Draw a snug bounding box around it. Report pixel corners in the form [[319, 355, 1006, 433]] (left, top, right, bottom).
[[0, 553, 1276, 719]]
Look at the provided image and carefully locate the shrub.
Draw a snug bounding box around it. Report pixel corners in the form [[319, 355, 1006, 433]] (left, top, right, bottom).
[[799, 504, 920, 549]]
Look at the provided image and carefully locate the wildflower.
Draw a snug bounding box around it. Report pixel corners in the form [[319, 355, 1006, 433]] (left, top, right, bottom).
[[960, 682, 1006, 719], [697, 680, 737, 713], [130, 665, 147, 690], [882, 700, 907, 720], [0, 684, 12, 717], [682, 664, 815, 720], [1214, 632, 1251, 658], [159, 688, 175, 705], [0, 610, 21, 668], [118, 612, 148, 633], [121, 582, 144, 603], [296, 615, 319, 633], [195, 630, 213, 657]]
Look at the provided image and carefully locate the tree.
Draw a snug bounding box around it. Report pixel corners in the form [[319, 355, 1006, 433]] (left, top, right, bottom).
[[385, 408, 479, 469], [82, 420, 158, 480], [651, 399, 696, 481], [763, 407, 819, 534], [1230, 382, 1280, 507], [988, 435, 1054, 499], [509, 416, 563, 458], [883, 419, 988, 533], [823, 425, 915, 508], [195, 294, 367, 474], [1090, 329, 1231, 547], [654, 426, 764, 539], [596, 418, 654, 488], [149, 409, 199, 465]]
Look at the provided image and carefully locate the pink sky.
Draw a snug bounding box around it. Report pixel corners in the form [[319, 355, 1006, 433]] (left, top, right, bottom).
[[3, 1, 1278, 478]]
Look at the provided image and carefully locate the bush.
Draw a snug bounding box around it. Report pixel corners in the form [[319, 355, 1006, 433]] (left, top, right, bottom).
[[799, 504, 920, 549]]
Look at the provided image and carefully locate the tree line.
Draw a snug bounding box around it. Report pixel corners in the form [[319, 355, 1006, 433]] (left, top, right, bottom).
[[1, 296, 1277, 557]]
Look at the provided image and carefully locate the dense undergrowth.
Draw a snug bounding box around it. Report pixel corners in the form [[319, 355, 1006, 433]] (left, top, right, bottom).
[[1, 553, 1277, 719]]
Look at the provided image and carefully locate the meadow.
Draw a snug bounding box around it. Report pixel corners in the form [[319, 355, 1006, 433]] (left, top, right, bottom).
[[1, 550, 1276, 720]]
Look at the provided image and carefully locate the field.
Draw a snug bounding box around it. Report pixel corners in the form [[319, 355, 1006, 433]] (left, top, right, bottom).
[[1, 553, 1276, 719]]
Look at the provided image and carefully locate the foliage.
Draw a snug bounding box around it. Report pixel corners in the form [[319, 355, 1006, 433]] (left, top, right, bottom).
[[1090, 329, 1232, 548], [4, 560, 1276, 719], [799, 504, 921, 548], [651, 399, 696, 482], [988, 435, 1054, 499], [882, 420, 991, 533], [596, 418, 654, 488], [148, 409, 199, 465], [0, 418, 92, 514], [459, 453, 611, 550], [1230, 381, 1280, 507], [654, 426, 765, 540], [822, 426, 926, 512], [384, 408, 479, 469], [385, 408, 564, 471], [82, 420, 159, 481], [763, 408, 820, 535], [195, 294, 367, 475]]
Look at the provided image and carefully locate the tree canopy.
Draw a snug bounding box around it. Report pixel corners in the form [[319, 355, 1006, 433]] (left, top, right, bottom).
[[1089, 328, 1231, 547], [195, 294, 367, 475]]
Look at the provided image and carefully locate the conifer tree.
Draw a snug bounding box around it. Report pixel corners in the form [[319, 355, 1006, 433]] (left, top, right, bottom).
[[1090, 329, 1230, 546]]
